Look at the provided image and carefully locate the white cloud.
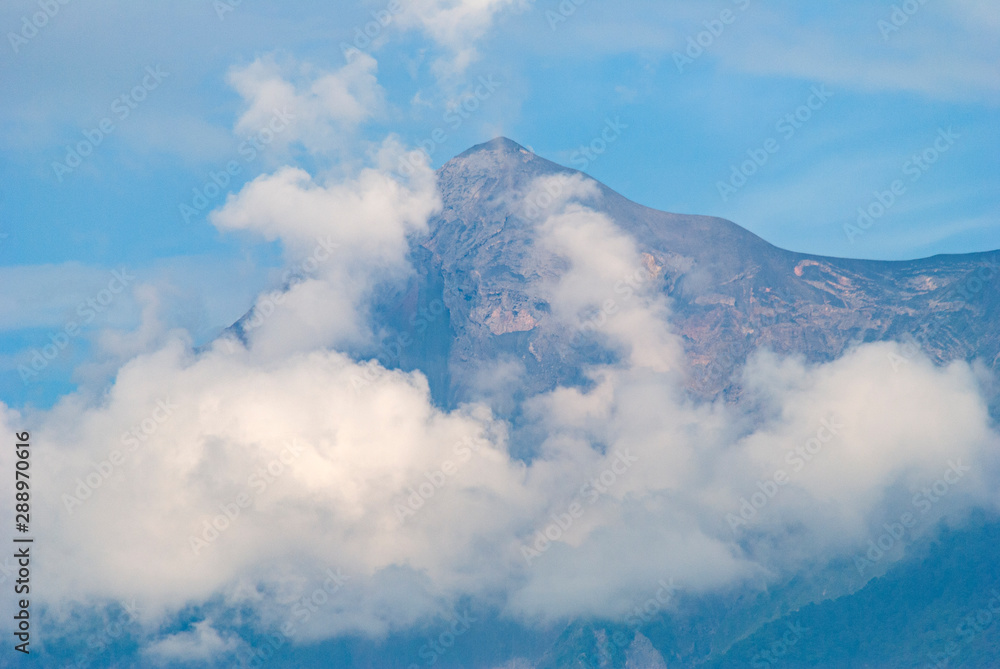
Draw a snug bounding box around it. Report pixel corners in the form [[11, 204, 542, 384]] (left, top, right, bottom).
[[210, 138, 441, 355], [211, 140, 437, 261], [144, 620, 239, 665], [395, 0, 529, 76], [504, 179, 1000, 620], [4, 128, 998, 664], [228, 52, 384, 156], [23, 338, 535, 638], [528, 175, 682, 373], [0, 255, 273, 394]]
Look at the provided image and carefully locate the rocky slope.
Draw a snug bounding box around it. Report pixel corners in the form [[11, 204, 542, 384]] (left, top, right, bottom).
[[382, 137, 1000, 412]]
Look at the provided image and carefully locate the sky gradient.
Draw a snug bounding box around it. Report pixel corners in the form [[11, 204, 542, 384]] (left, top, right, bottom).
[[0, 0, 997, 405]]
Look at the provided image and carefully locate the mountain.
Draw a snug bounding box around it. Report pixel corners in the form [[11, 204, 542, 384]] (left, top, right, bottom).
[[374, 137, 999, 414], [228, 137, 1000, 668], [702, 512, 1000, 669], [529, 513, 1000, 669], [378, 137, 1000, 668]]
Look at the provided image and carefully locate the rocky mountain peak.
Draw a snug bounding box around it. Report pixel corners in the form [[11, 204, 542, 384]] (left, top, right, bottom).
[[398, 142, 1000, 411], [437, 137, 570, 207]]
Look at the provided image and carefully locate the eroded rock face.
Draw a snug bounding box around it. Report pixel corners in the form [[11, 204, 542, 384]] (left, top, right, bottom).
[[625, 633, 669, 669], [384, 137, 999, 412]]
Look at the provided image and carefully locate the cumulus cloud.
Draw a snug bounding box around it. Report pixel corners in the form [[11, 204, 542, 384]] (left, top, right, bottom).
[[504, 178, 1000, 620], [5, 137, 999, 665], [527, 175, 682, 374], [508, 337, 1000, 622], [24, 338, 534, 639], [210, 138, 441, 356], [395, 0, 529, 76], [228, 53, 384, 156]]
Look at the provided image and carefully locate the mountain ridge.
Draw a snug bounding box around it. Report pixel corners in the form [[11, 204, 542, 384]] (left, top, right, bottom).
[[454, 136, 1000, 263], [398, 137, 1000, 409], [218, 137, 1000, 669], [226, 138, 999, 412]]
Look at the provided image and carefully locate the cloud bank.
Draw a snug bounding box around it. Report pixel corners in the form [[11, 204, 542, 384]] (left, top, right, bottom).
[[1, 49, 997, 665]]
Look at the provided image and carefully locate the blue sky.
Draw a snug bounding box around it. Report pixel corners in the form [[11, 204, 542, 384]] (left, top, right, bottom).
[[0, 0, 997, 407]]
